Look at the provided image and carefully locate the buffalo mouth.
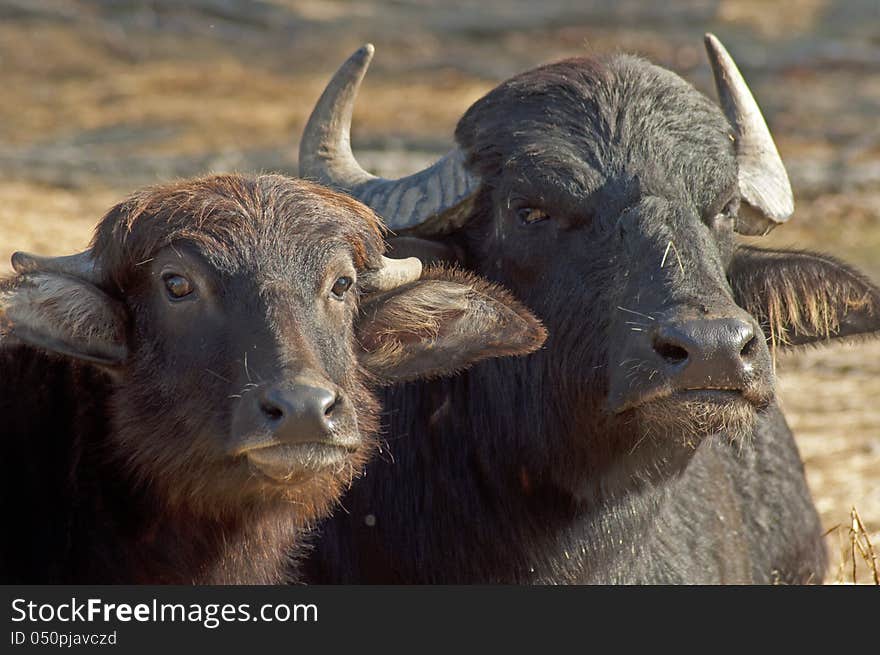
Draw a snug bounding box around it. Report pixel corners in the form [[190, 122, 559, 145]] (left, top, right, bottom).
[[610, 385, 770, 441], [672, 388, 751, 403], [610, 381, 770, 413], [241, 438, 361, 482]]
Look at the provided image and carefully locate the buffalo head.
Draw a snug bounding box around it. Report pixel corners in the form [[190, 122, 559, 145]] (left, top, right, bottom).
[[299, 37, 880, 473], [0, 174, 545, 518]]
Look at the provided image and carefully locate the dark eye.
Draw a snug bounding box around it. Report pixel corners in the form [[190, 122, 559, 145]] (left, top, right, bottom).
[[330, 276, 353, 300], [517, 207, 550, 225], [163, 273, 193, 300]]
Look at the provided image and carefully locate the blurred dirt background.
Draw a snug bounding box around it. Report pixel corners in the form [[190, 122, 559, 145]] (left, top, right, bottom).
[[0, 0, 877, 582]]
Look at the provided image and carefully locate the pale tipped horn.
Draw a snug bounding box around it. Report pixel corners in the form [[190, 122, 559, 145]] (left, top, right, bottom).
[[361, 256, 423, 293], [299, 44, 376, 190], [705, 33, 794, 236], [299, 45, 478, 234], [11, 249, 100, 282]]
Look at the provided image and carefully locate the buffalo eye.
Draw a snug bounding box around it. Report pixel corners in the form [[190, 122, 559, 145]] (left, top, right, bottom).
[[331, 276, 353, 300], [163, 273, 194, 300], [517, 207, 550, 225]]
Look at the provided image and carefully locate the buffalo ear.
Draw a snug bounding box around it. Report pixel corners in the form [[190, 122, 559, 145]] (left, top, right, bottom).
[[0, 272, 128, 366], [729, 246, 880, 349], [356, 267, 546, 383]]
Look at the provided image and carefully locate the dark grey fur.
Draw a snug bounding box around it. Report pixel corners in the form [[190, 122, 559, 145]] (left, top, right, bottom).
[[302, 55, 880, 583]]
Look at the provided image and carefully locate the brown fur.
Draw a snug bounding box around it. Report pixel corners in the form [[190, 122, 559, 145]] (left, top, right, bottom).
[[358, 266, 547, 383], [0, 174, 389, 583], [91, 174, 386, 291], [1, 274, 126, 361], [1, 173, 545, 584]]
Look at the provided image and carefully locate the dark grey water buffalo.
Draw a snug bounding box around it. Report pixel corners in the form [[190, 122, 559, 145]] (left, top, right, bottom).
[[0, 173, 544, 584], [296, 36, 880, 583]]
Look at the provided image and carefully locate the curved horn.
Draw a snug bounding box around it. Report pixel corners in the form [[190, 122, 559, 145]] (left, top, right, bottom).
[[11, 249, 100, 282], [299, 45, 478, 234], [361, 256, 423, 293], [705, 34, 794, 236], [299, 44, 376, 190]]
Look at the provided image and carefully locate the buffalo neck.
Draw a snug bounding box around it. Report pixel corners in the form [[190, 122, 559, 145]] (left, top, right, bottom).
[[0, 346, 301, 584], [391, 351, 670, 505], [78, 462, 301, 584], [387, 357, 596, 513], [367, 356, 672, 582]]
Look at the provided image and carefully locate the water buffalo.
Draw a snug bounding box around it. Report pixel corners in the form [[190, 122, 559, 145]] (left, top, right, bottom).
[[297, 36, 880, 583], [0, 173, 545, 584]]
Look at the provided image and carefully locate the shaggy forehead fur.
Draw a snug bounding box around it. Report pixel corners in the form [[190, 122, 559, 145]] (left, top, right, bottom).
[[456, 54, 738, 213], [91, 173, 385, 289]]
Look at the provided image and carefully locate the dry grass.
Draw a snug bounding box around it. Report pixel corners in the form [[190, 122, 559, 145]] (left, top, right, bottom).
[[824, 507, 879, 585], [0, 21, 487, 156], [776, 342, 880, 584], [0, 182, 115, 275]]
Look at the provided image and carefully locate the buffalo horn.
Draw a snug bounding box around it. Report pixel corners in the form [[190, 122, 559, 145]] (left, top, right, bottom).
[[705, 33, 794, 235], [299, 44, 477, 234], [11, 249, 100, 282]]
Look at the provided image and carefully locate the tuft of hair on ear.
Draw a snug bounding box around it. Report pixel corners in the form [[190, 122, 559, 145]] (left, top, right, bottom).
[[357, 265, 547, 384], [0, 272, 127, 364], [730, 246, 880, 354], [0, 301, 11, 342], [1, 275, 35, 344], [416, 264, 548, 348], [358, 276, 472, 380]]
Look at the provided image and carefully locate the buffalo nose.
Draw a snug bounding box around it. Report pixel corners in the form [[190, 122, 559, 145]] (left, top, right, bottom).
[[258, 384, 339, 444], [651, 318, 759, 389]]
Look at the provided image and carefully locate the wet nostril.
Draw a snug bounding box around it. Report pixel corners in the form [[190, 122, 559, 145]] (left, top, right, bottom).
[[740, 335, 758, 358], [653, 339, 689, 364], [260, 400, 284, 422], [323, 394, 340, 419]]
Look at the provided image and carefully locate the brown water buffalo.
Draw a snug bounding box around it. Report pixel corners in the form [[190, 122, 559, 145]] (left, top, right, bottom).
[[0, 173, 544, 583]]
